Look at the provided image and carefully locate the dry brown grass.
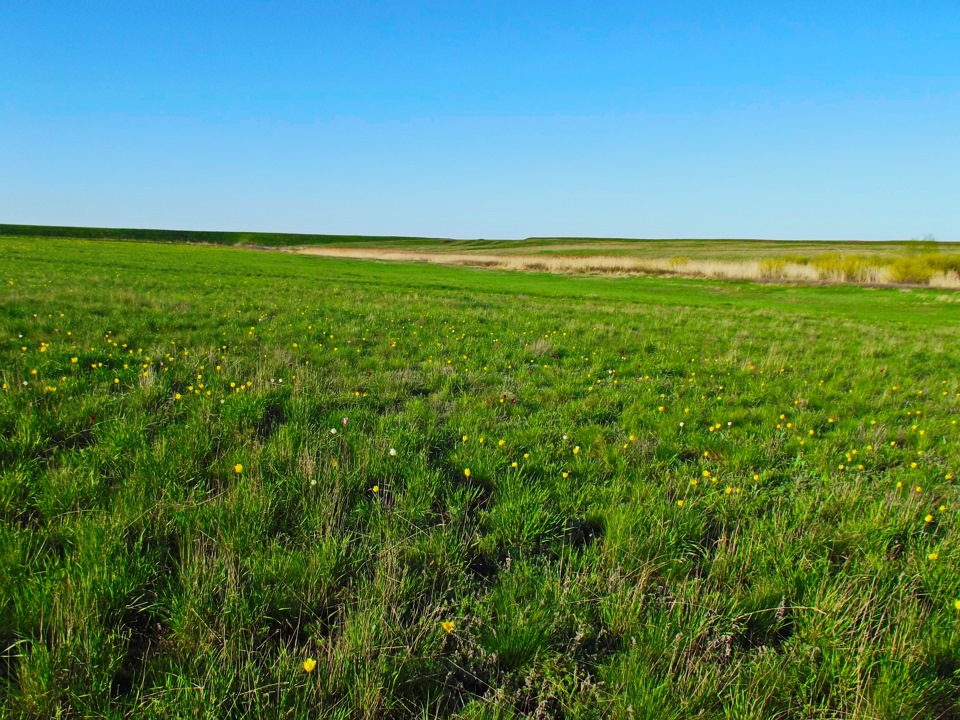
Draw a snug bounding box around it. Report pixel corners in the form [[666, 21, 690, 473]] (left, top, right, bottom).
[[295, 247, 960, 288]]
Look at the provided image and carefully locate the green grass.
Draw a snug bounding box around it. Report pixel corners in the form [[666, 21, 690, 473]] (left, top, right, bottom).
[[0, 223, 453, 248], [4, 223, 959, 260], [1, 235, 959, 718]]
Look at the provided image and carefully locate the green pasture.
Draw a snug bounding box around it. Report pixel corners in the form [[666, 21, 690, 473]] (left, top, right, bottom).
[[4, 223, 959, 261], [1, 236, 958, 718]]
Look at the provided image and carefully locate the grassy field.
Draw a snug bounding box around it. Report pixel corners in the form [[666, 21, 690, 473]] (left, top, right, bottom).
[[3, 223, 956, 258], [1, 234, 959, 719], [5, 223, 960, 287]]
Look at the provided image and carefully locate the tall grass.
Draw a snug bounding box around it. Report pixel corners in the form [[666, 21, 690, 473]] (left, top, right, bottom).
[[297, 247, 960, 288]]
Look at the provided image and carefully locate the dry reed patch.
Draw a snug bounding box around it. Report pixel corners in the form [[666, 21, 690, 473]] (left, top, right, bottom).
[[930, 273, 960, 289], [294, 246, 959, 288]]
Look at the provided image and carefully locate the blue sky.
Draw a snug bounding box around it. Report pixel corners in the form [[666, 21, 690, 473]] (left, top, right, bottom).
[[2, 1, 958, 239]]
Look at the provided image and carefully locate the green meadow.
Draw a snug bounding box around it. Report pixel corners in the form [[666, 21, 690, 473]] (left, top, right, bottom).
[[3, 223, 957, 260], [1, 235, 959, 719]]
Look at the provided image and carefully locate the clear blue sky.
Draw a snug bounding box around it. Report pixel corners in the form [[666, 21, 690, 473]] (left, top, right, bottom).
[[2, 1, 958, 239]]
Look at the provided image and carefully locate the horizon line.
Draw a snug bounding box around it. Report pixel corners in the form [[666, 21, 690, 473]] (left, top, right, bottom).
[[1, 222, 954, 245]]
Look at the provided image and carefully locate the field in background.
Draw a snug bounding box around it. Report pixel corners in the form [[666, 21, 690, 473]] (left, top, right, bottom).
[[1, 234, 959, 718], [295, 236, 960, 287], [4, 223, 960, 287], [296, 245, 960, 288]]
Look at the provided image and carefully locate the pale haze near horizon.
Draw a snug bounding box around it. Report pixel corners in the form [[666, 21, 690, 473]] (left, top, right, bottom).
[[1, 2, 958, 241]]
